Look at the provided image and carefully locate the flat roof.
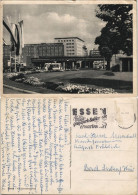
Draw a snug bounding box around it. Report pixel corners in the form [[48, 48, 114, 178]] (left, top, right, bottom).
[[54, 37, 85, 42], [31, 56, 104, 62], [24, 43, 63, 46], [119, 56, 133, 59]]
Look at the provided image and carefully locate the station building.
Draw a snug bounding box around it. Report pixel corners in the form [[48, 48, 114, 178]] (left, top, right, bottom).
[[54, 37, 88, 56], [89, 49, 100, 57], [111, 53, 133, 72], [3, 42, 64, 69], [22, 43, 64, 66], [3, 40, 133, 72]]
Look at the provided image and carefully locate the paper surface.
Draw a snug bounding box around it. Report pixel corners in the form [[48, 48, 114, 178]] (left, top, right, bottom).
[[0, 1, 137, 195], [1, 97, 137, 194]]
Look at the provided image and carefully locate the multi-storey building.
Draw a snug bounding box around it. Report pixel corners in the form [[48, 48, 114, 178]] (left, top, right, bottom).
[[54, 37, 87, 56], [22, 43, 64, 65], [3, 45, 12, 70], [89, 49, 101, 57], [3, 45, 21, 71], [23, 43, 64, 57], [3, 43, 64, 68]]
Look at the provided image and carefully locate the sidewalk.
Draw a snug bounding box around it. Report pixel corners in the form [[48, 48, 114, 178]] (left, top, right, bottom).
[[3, 85, 37, 94]]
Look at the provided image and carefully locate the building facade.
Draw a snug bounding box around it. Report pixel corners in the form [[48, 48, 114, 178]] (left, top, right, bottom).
[[22, 43, 64, 66], [89, 49, 101, 57], [3, 45, 10, 71], [3, 43, 64, 68], [111, 53, 133, 72], [23, 43, 64, 57], [54, 37, 87, 56]]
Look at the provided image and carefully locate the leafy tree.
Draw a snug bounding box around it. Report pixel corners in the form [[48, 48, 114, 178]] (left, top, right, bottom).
[[82, 45, 88, 56], [95, 4, 132, 69], [100, 46, 112, 70]]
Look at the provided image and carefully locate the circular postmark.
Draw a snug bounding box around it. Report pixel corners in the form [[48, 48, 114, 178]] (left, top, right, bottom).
[[117, 113, 136, 130]]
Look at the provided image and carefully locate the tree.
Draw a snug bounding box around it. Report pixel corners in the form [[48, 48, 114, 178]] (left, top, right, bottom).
[[95, 24, 121, 70], [83, 45, 88, 56], [100, 46, 112, 70], [95, 4, 132, 69]]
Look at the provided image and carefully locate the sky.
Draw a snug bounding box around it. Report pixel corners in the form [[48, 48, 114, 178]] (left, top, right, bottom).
[[3, 4, 106, 51]]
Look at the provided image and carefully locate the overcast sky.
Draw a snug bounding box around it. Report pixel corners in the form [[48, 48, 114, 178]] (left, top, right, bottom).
[[3, 4, 106, 51]]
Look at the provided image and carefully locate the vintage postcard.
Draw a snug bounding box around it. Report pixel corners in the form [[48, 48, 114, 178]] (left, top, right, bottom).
[[0, 1, 137, 195], [1, 97, 137, 194], [0, 0, 137, 97]]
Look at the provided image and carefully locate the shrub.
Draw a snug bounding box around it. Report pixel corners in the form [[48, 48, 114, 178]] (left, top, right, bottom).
[[45, 82, 59, 90], [15, 78, 25, 83], [6, 73, 25, 81], [56, 83, 117, 94], [23, 76, 44, 86]]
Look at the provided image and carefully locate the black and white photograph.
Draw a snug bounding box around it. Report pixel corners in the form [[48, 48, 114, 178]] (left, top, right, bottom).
[[3, 3, 134, 94]]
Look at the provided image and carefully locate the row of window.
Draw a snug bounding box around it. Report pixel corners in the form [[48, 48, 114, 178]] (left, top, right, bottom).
[[67, 49, 74, 52], [25, 52, 63, 57], [66, 46, 74, 49], [3, 52, 10, 55], [58, 39, 74, 43], [66, 43, 74, 45], [25, 46, 63, 50], [25, 48, 63, 54], [25, 51, 63, 55], [67, 53, 75, 56]]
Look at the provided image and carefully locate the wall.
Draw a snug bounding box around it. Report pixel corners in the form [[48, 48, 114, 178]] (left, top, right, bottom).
[[55, 37, 87, 56]]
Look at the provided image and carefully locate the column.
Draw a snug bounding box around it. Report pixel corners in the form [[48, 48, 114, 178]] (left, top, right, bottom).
[[91, 61, 93, 69], [79, 61, 82, 69], [15, 54, 17, 72], [85, 61, 87, 68], [128, 59, 130, 72], [120, 60, 122, 72], [63, 62, 65, 70], [103, 58, 105, 69], [72, 61, 75, 69], [88, 61, 90, 68]]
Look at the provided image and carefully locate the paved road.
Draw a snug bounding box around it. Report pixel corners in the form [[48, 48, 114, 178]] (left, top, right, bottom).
[[3, 87, 29, 94]]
